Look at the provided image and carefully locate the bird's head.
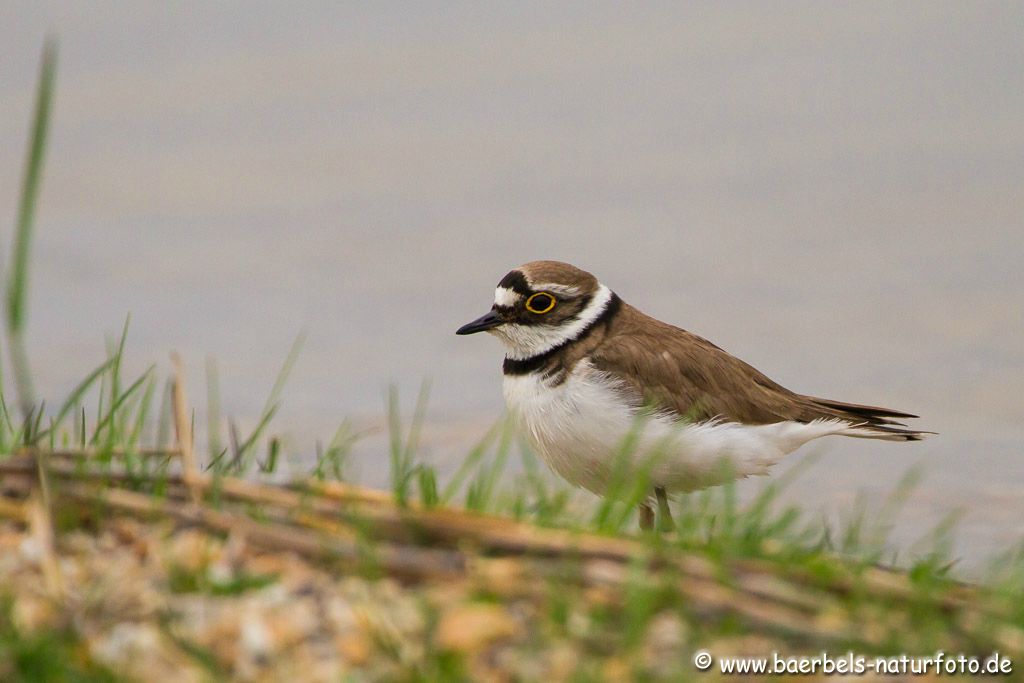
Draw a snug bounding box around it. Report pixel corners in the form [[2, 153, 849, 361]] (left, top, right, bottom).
[[456, 260, 612, 360]]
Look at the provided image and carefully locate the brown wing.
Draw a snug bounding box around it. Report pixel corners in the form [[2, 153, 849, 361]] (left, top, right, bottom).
[[590, 315, 807, 423], [589, 303, 925, 437]]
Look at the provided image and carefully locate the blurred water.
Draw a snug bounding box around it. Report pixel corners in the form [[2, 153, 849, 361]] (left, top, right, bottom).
[[1, 3, 1022, 565]]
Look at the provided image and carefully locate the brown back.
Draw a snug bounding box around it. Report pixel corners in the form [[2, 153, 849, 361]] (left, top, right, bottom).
[[589, 301, 919, 432]]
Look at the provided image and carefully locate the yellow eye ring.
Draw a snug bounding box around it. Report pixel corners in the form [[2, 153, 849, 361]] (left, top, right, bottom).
[[525, 292, 556, 314]]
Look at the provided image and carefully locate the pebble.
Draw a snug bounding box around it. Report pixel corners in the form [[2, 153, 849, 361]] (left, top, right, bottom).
[[435, 603, 519, 652], [0, 513, 785, 681]]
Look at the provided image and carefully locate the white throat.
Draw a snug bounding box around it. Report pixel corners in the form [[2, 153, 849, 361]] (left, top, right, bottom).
[[491, 284, 614, 361]]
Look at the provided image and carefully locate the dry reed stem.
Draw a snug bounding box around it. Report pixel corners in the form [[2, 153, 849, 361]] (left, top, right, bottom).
[[0, 459, 1009, 651], [26, 489, 64, 599], [170, 352, 200, 503], [52, 479, 854, 644], [0, 453, 976, 613], [59, 482, 465, 581], [38, 448, 181, 459]]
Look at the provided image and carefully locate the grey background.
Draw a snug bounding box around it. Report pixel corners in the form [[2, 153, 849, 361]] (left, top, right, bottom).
[[2, 3, 1022, 564]]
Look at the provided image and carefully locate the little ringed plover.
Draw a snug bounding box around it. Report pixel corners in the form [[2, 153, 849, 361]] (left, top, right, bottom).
[[456, 260, 930, 530]]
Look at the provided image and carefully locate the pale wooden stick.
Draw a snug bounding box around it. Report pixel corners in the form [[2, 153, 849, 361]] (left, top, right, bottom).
[[298, 479, 401, 506], [60, 483, 465, 581], [1, 452, 979, 612], [26, 490, 64, 599], [43, 473, 1008, 649], [3, 458, 975, 609], [24, 447, 181, 460], [170, 353, 201, 503], [57, 479, 834, 639]]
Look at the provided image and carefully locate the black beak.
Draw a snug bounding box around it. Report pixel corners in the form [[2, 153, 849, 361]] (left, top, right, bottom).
[[456, 309, 504, 335]]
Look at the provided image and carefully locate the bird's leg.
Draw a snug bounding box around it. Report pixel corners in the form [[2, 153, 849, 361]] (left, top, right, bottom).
[[638, 502, 655, 531], [655, 486, 676, 532]]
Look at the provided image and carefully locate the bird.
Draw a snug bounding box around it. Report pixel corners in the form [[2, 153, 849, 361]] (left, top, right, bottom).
[[456, 260, 930, 530]]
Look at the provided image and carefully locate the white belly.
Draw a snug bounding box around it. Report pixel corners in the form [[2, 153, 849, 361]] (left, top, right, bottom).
[[502, 362, 849, 494]]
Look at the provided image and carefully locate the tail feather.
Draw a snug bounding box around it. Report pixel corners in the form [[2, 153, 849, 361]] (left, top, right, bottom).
[[837, 423, 932, 442], [810, 397, 918, 420], [803, 395, 934, 441]]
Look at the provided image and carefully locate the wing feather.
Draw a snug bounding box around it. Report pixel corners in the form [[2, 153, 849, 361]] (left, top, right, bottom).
[[589, 303, 926, 439]]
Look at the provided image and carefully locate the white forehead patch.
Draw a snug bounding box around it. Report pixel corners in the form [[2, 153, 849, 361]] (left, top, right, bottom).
[[528, 283, 582, 296], [494, 286, 522, 308]]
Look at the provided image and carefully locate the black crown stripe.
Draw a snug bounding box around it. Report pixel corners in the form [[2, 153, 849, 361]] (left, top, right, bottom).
[[497, 270, 533, 296]]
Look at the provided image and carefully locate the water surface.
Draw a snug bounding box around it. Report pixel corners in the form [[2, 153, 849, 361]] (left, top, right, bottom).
[[2, 3, 1022, 564]]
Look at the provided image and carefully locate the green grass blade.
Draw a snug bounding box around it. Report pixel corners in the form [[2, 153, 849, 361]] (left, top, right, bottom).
[[260, 332, 305, 417], [232, 333, 304, 472], [0, 391, 13, 450], [128, 373, 157, 449], [387, 381, 431, 505], [464, 418, 513, 512], [234, 404, 279, 463], [312, 419, 360, 480], [417, 465, 439, 507], [31, 356, 114, 443], [260, 437, 280, 474], [89, 365, 154, 445], [403, 380, 430, 471], [386, 384, 409, 502], [205, 356, 222, 460], [440, 418, 501, 503], [155, 378, 173, 451], [5, 39, 58, 418], [104, 314, 131, 437]]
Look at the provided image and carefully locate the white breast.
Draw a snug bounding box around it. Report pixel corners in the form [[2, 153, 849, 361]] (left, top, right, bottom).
[[503, 361, 852, 494]]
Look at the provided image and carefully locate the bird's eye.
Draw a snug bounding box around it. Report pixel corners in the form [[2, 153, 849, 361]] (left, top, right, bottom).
[[525, 292, 556, 314]]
